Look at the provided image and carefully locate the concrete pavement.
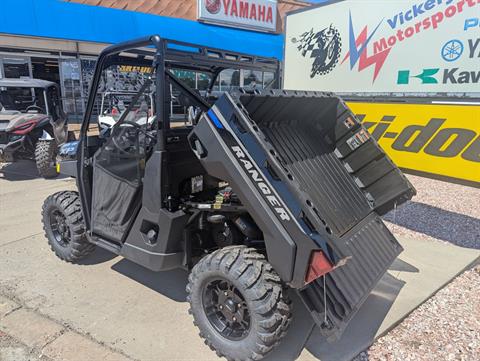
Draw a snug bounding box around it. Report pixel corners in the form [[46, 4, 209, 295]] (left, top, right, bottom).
[[1, 161, 478, 361]]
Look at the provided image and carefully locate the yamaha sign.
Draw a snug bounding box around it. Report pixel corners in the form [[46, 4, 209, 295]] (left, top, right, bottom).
[[198, 0, 278, 33]]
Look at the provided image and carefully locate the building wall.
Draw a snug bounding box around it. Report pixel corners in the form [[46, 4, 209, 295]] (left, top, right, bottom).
[[65, 0, 308, 32], [0, 0, 304, 120]]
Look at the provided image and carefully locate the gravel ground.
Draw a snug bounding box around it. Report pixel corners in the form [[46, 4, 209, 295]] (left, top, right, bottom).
[[353, 175, 480, 361], [358, 266, 480, 361], [383, 175, 480, 249]]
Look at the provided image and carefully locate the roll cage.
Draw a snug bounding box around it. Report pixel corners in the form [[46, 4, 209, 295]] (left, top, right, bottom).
[[0, 78, 62, 116], [78, 35, 280, 228]]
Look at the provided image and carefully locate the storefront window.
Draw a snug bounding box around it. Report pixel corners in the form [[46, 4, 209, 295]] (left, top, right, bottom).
[[172, 70, 196, 89], [212, 76, 220, 92], [1, 56, 31, 79], [31, 58, 60, 84], [243, 70, 262, 90], [86, 62, 155, 128], [80, 59, 96, 100], [197, 72, 210, 90], [60, 59, 83, 121], [263, 72, 275, 88], [219, 69, 240, 91]]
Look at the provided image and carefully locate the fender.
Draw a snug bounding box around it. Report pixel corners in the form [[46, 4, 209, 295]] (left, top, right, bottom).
[[34, 116, 52, 130], [40, 130, 54, 141]]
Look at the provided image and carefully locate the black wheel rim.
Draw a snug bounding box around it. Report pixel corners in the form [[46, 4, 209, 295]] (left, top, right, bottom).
[[49, 209, 70, 248], [202, 278, 251, 340]]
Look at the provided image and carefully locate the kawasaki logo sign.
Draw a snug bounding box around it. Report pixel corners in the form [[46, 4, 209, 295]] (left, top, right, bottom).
[[397, 68, 439, 84], [398, 68, 480, 84], [284, 0, 480, 94]]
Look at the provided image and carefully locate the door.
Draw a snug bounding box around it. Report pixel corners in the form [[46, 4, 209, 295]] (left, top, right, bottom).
[[90, 89, 154, 243]]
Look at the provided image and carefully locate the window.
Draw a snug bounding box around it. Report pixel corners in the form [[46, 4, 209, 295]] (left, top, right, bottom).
[[219, 69, 240, 91], [1, 57, 31, 78], [196, 72, 211, 91], [172, 70, 196, 89], [243, 70, 262, 90], [88, 63, 155, 130], [263, 72, 275, 88], [0, 87, 45, 113], [60, 59, 83, 120]]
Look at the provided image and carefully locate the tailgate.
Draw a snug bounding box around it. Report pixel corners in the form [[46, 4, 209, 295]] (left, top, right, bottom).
[[298, 213, 401, 339], [193, 90, 415, 339]]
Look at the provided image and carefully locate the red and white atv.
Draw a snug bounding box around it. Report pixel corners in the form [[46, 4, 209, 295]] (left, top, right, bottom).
[[0, 78, 69, 178]]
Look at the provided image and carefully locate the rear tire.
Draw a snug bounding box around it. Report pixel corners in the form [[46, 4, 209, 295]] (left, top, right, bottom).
[[35, 139, 58, 178], [187, 246, 292, 361], [42, 191, 95, 262]]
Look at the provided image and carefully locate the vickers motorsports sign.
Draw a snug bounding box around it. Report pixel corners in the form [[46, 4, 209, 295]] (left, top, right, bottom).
[[284, 0, 480, 93], [198, 0, 277, 32]]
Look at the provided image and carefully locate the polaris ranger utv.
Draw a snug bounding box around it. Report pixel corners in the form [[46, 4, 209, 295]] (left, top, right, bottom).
[[41, 35, 415, 360]]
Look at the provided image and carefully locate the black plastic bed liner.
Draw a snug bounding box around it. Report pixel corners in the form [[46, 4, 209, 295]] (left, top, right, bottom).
[[238, 91, 414, 233]]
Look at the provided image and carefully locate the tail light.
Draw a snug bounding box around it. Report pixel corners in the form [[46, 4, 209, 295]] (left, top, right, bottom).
[[12, 121, 37, 135], [305, 250, 334, 285]]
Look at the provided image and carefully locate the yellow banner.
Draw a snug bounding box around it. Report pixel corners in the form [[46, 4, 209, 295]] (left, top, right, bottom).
[[347, 102, 480, 185]]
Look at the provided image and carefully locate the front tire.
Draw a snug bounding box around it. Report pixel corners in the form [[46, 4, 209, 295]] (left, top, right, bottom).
[[187, 246, 292, 361], [35, 139, 58, 178], [42, 191, 95, 262]]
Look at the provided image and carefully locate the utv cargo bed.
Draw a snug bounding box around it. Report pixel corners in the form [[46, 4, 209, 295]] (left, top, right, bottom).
[[190, 90, 415, 339]]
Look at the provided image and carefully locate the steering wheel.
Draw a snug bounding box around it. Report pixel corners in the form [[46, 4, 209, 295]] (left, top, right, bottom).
[[26, 105, 44, 113], [117, 120, 141, 130], [110, 121, 155, 155]]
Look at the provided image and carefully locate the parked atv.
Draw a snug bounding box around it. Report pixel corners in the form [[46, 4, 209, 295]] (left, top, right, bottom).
[[97, 90, 155, 130], [41, 36, 415, 360], [0, 78, 69, 178]]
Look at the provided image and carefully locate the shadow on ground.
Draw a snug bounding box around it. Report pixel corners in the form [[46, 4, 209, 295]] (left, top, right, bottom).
[[78, 248, 117, 266], [0, 161, 39, 180], [389, 258, 419, 273], [111, 259, 189, 302], [0, 160, 68, 181], [305, 273, 405, 361], [110, 256, 411, 361], [384, 201, 480, 249]]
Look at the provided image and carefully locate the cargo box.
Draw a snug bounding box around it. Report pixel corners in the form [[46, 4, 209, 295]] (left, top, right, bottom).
[[191, 89, 415, 338]]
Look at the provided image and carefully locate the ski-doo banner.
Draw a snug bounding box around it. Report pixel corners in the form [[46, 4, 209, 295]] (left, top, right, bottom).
[[347, 102, 480, 186], [284, 0, 480, 94]]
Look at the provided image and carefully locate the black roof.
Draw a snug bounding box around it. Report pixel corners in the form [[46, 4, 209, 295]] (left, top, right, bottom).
[[0, 78, 57, 89]]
